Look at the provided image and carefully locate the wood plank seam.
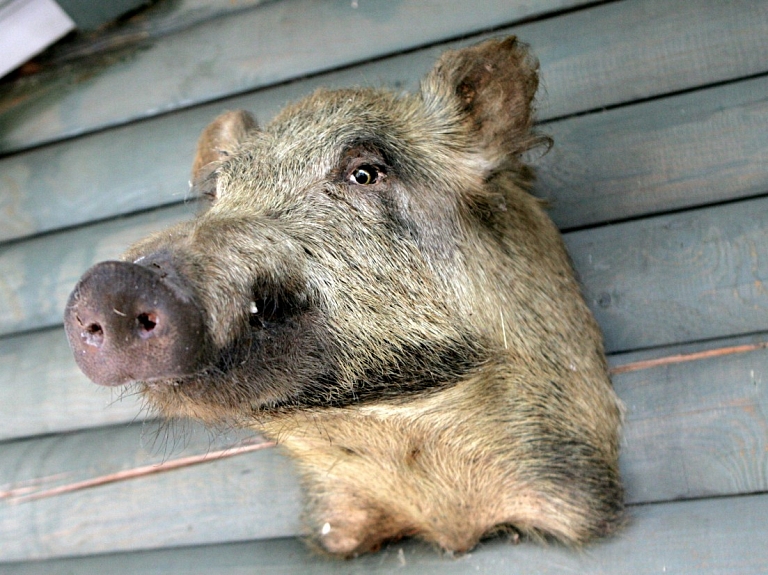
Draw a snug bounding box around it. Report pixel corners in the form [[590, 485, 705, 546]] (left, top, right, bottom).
[[541, 68, 768, 126]]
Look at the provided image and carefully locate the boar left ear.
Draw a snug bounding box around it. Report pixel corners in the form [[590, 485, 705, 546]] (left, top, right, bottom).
[[422, 37, 543, 163], [192, 110, 258, 181]]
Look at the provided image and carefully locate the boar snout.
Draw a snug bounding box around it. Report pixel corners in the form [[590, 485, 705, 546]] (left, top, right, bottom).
[[64, 259, 205, 386]]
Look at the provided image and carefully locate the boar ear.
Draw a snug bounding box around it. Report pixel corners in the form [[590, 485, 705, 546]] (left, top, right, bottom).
[[192, 110, 258, 180], [422, 37, 542, 163]]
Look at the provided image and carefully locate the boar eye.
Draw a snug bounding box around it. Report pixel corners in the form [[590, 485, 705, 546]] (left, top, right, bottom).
[[349, 165, 381, 185]]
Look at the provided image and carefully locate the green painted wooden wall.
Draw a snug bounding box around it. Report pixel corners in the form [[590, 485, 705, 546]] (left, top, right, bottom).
[[1, 0, 767, 572]]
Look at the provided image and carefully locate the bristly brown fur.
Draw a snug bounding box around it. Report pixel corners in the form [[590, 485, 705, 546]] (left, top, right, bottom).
[[106, 37, 623, 556]]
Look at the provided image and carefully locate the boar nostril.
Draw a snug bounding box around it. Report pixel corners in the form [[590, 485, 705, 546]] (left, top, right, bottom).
[[136, 312, 158, 337], [83, 322, 104, 348]]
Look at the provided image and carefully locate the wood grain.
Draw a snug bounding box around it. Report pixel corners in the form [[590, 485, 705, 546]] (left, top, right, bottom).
[[565, 195, 768, 353], [536, 75, 768, 230], [616, 338, 768, 504], [0, 0, 592, 154], [2, 493, 767, 574], [1, 333, 766, 560], [0, 422, 302, 563]]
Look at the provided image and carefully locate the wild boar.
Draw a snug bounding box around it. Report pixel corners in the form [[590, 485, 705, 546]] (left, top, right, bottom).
[[64, 37, 624, 556]]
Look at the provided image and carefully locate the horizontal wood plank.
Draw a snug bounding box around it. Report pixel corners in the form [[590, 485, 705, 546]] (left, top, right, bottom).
[[565, 196, 768, 352], [3, 0, 768, 242], [613, 334, 768, 504], [0, 202, 192, 338], [2, 493, 768, 574], [0, 0, 592, 155], [0, 328, 142, 440], [1, 333, 767, 560], [536, 74, 768, 230], [0, 423, 302, 563]]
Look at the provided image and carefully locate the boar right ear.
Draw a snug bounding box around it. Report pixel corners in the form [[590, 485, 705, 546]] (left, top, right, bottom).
[[192, 110, 258, 181], [421, 37, 543, 164]]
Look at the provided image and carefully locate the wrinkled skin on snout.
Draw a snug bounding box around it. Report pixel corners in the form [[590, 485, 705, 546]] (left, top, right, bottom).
[[65, 37, 624, 557]]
